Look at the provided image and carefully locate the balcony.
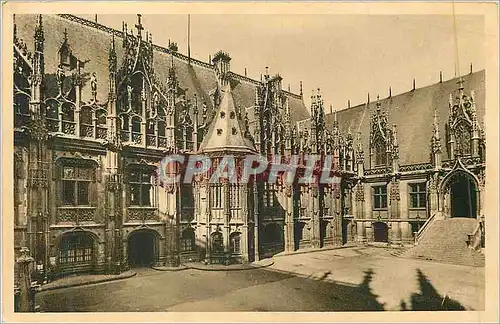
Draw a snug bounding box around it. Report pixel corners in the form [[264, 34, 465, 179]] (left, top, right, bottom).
[[57, 206, 96, 223], [127, 207, 158, 222]]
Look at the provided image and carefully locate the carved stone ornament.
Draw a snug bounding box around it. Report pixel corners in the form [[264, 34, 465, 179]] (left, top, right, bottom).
[[355, 184, 365, 202], [28, 118, 48, 141], [390, 179, 400, 201]]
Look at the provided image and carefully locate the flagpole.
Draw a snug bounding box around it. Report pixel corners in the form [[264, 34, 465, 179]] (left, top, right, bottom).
[[188, 14, 191, 64]]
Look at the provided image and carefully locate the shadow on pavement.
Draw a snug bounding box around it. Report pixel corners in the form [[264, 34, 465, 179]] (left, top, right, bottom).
[[35, 264, 469, 312], [401, 269, 466, 311]]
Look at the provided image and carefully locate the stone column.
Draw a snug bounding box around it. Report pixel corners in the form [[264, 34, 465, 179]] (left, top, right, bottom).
[[400, 221, 412, 245], [333, 183, 343, 246], [284, 184, 295, 253], [241, 184, 249, 262], [253, 179, 260, 261], [390, 221, 401, 245], [223, 181, 230, 264], [365, 221, 373, 243], [356, 221, 366, 244], [310, 184, 321, 249]]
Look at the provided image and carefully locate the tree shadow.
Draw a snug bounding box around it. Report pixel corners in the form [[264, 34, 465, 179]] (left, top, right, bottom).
[[401, 269, 465, 311]]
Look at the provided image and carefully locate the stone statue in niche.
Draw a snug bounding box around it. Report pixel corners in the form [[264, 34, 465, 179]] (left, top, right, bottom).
[[56, 64, 65, 92], [90, 72, 97, 100]]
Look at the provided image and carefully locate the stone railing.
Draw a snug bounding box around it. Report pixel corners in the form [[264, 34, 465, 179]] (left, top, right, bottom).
[[127, 207, 158, 222], [57, 206, 96, 223], [467, 221, 484, 251], [414, 213, 436, 245]]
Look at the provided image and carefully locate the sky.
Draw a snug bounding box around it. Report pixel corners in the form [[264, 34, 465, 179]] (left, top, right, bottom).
[[79, 13, 485, 111]]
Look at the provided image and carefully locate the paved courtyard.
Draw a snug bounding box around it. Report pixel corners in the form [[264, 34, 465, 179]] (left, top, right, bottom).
[[36, 247, 484, 312]]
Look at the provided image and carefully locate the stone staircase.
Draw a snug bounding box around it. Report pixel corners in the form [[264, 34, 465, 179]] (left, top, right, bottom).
[[399, 218, 484, 267]]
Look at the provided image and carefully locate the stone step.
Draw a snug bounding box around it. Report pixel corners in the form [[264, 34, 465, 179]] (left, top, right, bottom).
[[399, 218, 484, 267]]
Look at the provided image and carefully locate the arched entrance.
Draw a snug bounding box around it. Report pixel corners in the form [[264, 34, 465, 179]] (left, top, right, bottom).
[[449, 173, 477, 218], [127, 230, 157, 267], [373, 222, 388, 243]]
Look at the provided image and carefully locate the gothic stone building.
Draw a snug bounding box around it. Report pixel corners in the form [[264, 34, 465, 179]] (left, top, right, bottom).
[[13, 14, 485, 279]]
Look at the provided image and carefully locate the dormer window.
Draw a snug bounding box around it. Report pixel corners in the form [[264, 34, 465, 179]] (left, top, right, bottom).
[[58, 29, 76, 70]]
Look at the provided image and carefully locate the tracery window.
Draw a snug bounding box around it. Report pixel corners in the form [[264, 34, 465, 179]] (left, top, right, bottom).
[[180, 228, 195, 252], [61, 165, 94, 206], [454, 122, 472, 156], [180, 184, 195, 221], [58, 233, 94, 264], [128, 168, 153, 207], [374, 142, 386, 167], [210, 184, 223, 209], [263, 183, 276, 208], [230, 232, 241, 254], [229, 184, 241, 209]]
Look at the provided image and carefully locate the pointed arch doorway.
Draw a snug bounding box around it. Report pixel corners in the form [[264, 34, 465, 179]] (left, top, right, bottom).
[[441, 169, 479, 219], [449, 173, 477, 218]]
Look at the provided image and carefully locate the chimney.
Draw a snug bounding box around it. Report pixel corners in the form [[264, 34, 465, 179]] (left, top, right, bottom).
[[440, 71, 443, 83], [412, 78, 416, 91]]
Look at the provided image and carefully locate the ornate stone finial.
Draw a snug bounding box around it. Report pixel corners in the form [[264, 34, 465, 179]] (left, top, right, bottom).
[[356, 131, 364, 162], [193, 93, 198, 115], [135, 14, 144, 38], [392, 124, 398, 148], [389, 86, 392, 98], [440, 70, 443, 83], [433, 108, 440, 138], [34, 14, 44, 53], [13, 14, 17, 41], [348, 99, 351, 109], [457, 77, 465, 95], [109, 35, 117, 73], [376, 94, 381, 110], [413, 78, 416, 90], [299, 81, 303, 97], [367, 92, 370, 103], [432, 108, 442, 154]]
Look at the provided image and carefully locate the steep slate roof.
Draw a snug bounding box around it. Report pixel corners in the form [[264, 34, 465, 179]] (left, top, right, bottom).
[[14, 14, 309, 126], [199, 84, 256, 154], [322, 70, 485, 166]]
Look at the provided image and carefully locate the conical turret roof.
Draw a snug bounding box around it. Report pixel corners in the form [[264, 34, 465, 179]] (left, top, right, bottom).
[[199, 84, 256, 154]]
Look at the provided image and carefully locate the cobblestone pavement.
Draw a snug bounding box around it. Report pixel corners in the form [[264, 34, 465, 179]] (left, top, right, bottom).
[[36, 246, 484, 312]]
